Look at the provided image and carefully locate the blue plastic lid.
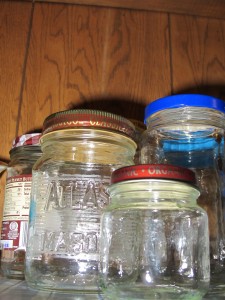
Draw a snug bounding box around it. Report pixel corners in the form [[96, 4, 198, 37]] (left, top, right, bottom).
[[145, 94, 225, 123]]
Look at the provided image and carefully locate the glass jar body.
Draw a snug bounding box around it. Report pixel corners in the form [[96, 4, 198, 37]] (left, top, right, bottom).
[[1, 146, 42, 279], [100, 180, 210, 299], [25, 129, 136, 292], [141, 107, 225, 275]]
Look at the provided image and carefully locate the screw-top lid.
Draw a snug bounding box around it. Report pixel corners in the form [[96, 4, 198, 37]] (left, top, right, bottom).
[[12, 133, 41, 149], [42, 109, 136, 139], [111, 164, 196, 185], [145, 94, 225, 123]]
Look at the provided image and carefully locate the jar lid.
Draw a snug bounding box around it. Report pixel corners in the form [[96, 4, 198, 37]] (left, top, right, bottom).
[[12, 133, 41, 149], [111, 164, 196, 185], [42, 109, 136, 139], [145, 94, 225, 123]]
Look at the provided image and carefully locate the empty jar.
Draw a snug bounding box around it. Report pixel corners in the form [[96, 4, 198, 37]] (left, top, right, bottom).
[[141, 94, 225, 280], [100, 164, 210, 300], [1, 133, 41, 279], [25, 109, 136, 292]]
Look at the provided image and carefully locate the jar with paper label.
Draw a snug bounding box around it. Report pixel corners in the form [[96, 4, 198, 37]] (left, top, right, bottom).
[[25, 109, 136, 292], [1, 133, 42, 279], [100, 164, 210, 300]]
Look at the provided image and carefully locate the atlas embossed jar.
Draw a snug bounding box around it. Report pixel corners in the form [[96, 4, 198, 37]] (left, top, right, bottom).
[[141, 94, 225, 286], [25, 109, 136, 292], [100, 164, 210, 300], [1, 133, 42, 279]]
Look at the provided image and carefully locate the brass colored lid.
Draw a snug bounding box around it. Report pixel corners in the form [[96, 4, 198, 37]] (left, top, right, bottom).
[[43, 109, 136, 139]]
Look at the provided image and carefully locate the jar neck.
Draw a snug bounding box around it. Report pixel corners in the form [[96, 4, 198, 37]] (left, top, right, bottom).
[[108, 180, 200, 208], [9, 146, 42, 165], [40, 129, 136, 165], [143, 107, 224, 168]]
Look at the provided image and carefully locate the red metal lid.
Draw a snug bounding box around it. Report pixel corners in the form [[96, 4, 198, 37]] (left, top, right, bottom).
[[111, 164, 196, 184], [42, 109, 136, 139], [12, 133, 41, 149]]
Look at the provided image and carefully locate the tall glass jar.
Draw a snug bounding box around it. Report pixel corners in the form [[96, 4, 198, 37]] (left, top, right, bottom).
[[100, 164, 210, 300], [140, 94, 225, 283], [25, 109, 136, 292], [0, 133, 42, 279]]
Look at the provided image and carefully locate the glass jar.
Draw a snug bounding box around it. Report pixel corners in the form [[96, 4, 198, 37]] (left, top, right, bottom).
[[0, 161, 8, 271], [100, 164, 210, 299], [25, 109, 136, 292], [0, 133, 42, 279], [129, 119, 146, 164], [140, 94, 225, 282]]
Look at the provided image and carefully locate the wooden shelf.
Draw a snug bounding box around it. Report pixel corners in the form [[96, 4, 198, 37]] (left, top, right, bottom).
[[36, 0, 225, 19]]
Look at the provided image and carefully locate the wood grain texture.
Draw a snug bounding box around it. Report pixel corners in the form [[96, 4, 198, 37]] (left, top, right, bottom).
[[18, 2, 170, 133], [171, 15, 225, 100], [0, 1, 32, 158], [0, 1, 32, 227], [36, 0, 225, 20]]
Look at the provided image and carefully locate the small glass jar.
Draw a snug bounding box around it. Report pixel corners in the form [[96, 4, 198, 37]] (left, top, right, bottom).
[[25, 109, 136, 292], [140, 94, 225, 280], [100, 164, 210, 300], [0, 133, 42, 279]]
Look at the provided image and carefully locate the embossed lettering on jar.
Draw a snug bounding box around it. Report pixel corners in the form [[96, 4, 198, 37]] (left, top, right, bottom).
[[25, 109, 136, 292]]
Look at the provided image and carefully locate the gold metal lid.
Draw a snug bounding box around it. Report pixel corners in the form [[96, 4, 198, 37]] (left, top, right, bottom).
[[43, 109, 136, 139]]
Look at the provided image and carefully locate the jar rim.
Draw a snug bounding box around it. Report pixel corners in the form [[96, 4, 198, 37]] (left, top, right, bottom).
[[111, 164, 196, 185], [144, 94, 225, 123], [40, 128, 137, 148]]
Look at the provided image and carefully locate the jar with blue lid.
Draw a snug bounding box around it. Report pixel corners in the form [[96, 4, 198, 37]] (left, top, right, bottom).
[[141, 94, 225, 287]]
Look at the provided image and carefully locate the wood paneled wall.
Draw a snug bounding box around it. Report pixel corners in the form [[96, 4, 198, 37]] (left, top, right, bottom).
[[1, 1, 225, 223]]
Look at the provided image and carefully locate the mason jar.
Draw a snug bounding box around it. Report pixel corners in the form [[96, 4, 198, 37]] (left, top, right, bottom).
[[0, 133, 42, 279], [100, 164, 210, 300], [25, 109, 136, 292], [140, 94, 225, 281]]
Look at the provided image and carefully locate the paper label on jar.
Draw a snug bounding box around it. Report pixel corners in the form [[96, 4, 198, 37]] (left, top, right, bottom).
[[1, 175, 32, 252], [1, 220, 28, 250], [3, 175, 32, 220]]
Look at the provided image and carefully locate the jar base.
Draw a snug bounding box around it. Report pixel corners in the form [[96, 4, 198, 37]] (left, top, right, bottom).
[[103, 285, 207, 300], [203, 272, 225, 298], [25, 256, 102, 293], [26, 280, 102, 294], [1, 261, 25, 280]]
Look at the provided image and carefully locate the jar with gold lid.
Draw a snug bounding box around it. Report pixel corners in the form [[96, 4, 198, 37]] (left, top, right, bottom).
[[25, 109, 136, 292]]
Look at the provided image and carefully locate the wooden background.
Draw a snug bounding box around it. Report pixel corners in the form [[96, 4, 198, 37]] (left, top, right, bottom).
[[1, 0, 225, 223]]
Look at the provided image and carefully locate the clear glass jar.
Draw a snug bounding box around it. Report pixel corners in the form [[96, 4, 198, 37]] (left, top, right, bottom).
[[25, 109, 136, 292], [100, 164, 210, 299], [129, 119, 146, 164], [0, 133, 42, 279], [140, 94, 225, 284]]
